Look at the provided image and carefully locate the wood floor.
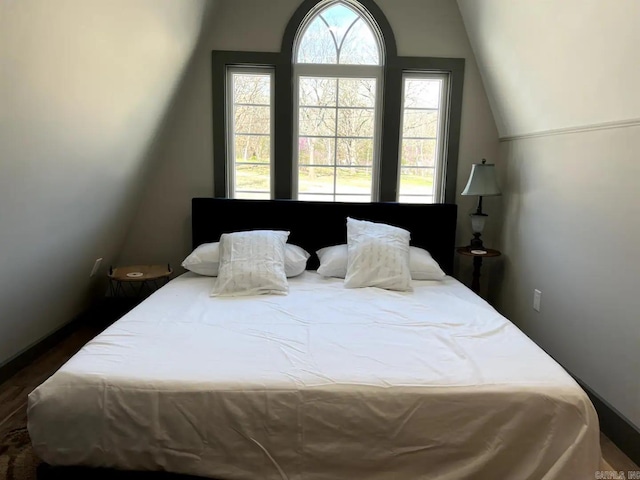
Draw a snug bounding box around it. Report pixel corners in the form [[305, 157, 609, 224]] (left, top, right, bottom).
[[0, 319, 106, 441], [1, 305, 638, 477]]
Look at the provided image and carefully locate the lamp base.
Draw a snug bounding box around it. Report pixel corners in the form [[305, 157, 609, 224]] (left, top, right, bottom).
[[470, 233, 484, 250]]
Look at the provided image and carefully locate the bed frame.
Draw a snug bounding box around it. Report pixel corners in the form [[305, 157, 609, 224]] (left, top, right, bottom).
[[192, 198, 457, 274]]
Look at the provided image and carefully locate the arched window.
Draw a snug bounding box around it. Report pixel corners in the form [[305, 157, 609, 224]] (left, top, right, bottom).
[[296, 2, 382, 65], [294, 1, 383, 202], [211, 0, 465, 204]]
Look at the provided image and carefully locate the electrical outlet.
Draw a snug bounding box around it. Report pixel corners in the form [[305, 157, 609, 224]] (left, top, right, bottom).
[[90, 258, 103, 277], [533, 289, 542, 312]]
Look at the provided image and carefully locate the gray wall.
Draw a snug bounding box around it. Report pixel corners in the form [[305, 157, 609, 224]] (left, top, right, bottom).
[[458, 0, 640, 428], [118, 0, 502, 294], [497, 128, 640, 428], [0, 0, 214, 366]]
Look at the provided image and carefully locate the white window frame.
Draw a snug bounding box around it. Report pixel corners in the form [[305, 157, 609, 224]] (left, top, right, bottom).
[[226, 66, 275, 199], [293, 67, 383, 202], [397, 71, 451, 203], [292, 0, 385, 202]]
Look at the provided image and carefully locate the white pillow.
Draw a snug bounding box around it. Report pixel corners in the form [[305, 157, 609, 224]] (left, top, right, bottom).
[[316, 244, 349, 278], [409, 246, 446, 280], [344, 217, 412, 291], [285, 244, 311, 277], [316, 245, 445, 281], [211, 230, 289, 297], [183, 242, 309, 277], [181, 242, 220, 276]]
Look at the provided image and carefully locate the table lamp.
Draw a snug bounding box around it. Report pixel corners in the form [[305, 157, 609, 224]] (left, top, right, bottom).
[[461, 159, 501, 249]]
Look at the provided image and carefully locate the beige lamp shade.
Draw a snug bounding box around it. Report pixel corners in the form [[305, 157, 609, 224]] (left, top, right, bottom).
[[461, 160, 501, 196]]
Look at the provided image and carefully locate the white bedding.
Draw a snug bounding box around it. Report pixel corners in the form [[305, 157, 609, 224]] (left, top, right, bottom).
[[28, 272, 600, 479]]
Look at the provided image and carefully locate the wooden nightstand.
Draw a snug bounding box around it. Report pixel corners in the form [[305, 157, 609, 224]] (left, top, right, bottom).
[[456, 247, 501, 294], [108, 264, 172, 298]]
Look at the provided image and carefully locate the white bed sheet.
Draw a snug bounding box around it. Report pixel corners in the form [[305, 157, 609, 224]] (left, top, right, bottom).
[[28, 272, 600, 479]]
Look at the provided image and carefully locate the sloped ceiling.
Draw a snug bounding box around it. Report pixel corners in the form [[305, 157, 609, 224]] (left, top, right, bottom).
[[0, 0, 219, 365], [457, 0, 640, 137]]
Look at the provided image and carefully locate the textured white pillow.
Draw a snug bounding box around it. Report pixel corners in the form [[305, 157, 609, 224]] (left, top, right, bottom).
[[317, 244, 445, 281], [211, 230, 289, 297], [182, 242, 309, 277], [344, 218, 412, 291]]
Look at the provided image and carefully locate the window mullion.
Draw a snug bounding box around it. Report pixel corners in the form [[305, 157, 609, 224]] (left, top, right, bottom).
[[295, 64, 380, 78], [333, 79, 340, 201], [370, 69, 383, 202], [226, 69, 236, 198]]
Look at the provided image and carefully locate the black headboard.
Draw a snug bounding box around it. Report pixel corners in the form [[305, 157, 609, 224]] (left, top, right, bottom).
[[192, 198, 457, 274]]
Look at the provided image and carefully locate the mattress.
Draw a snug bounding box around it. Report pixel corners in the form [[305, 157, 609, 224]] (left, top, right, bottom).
[[28, 272, 600, 479]]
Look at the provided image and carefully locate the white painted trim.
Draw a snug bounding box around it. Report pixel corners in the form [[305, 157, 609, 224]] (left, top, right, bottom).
[[499, 117, 640, 143]]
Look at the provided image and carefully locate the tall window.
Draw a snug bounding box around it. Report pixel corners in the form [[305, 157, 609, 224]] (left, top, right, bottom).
[[294, 1, 383, 202], [227, 68, 274, 199], [398, 74, 450, 203]]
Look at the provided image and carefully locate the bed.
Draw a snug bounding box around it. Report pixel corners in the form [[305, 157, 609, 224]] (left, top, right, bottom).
[[28, 199, 601, 479]]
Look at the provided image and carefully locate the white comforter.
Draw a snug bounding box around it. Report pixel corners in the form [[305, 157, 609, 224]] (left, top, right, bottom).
[[28, 272, 600, 479]]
